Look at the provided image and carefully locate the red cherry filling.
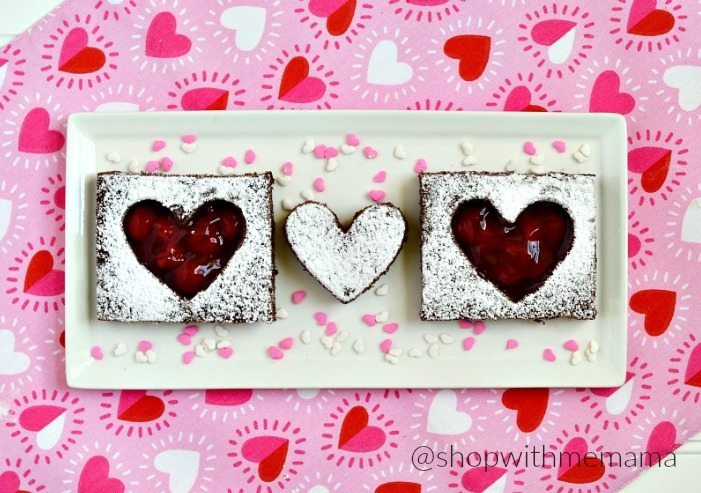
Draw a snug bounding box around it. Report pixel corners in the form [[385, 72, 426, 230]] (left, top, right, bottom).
[[451, 199, 574, 302], [123, 200, 245, 299]]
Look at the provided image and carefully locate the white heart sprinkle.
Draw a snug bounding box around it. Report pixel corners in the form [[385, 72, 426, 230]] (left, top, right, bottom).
[[330, 342, 342, 355], [145, 349, 157, 364], [276, 308, 289, 319], [570, 351, 583, 366], [530, 166, 547, 175], [505, 159, 518, 172], [106, 151, 122, 163], [375, 311, 389, 323], [340, 144, 356, 155], [408, 347, 423, 358], [218, 164, 236, 175], [203, 338, 216, 351], [180, 142, 197, 154], [352, 338, 365, 354], [572, 151, 586, 163], [460, 141, 474, 156], [588, 340, 600, 353], [195, 345, 207, 357], [388, 348, 402, 357], [281, 199, 296, 211], [529, 154, 545, 165], [385, 354, 400, 365], [325, 157, 339, 172], [301, 189, 315, 201], [214, 325, 229, 337], [461, 155, 477, 167], [128, 160, 141, 173], [134, 351, 148, 363], [424, 334, 438, 344], [300, 329, 311, 344], [393, 145, 407, 159], [427, 343, 440, 359], [439, 334, 454, 344], [216, 340, 231, 349], [579, 143, 592, 157], [335, 330, 348, 343], [301, 139, 315, 154], [321, 336, 334, 349], [113, 343, 127, 357], [276, 175, 292, 187], [586, 350, 598, 362], [375, 284, 389, 296]]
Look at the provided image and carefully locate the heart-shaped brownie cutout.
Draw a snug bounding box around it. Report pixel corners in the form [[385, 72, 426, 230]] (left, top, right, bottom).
[[123, 199, 245, 298], [285, 202, 407, 303], [451, 199, 574, 302]]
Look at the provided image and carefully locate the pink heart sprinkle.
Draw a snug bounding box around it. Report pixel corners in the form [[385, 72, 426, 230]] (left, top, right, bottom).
[[473, 321, 486, 335], [90, 345, 104, 360], [152, 139, 166, 152], [159, 157, 174, 171], [313, 144, 327, 159], [324, 147, 339, 159], [363, 146, 378, 159], [543, 348, 557, 362], [182, 351, 195, 365], [176, 333, 192, 346], [218, 347, 233, 359], [145, 160, 160, 173], [458, 319, 473, 329], [523, 141, 537, 156], [325, 322, 338, 336], [382, 322, 399, 334], [462, 337, 476, 351], [244, 149, 256, 164], [181, 134, 197, 144], [278, 337, 294, 350], [314, 311, 328, 325], [506, 339, 519, 350], [313, 177, 326, 192], [414, 158, 427, 173], [361, 314, 376, 327], [138, 340, 153, 352], [221, 156, 237, 168], [281, 161, 294, 176], [291, 290, 306, 304], [552, 140, 566, 153], [379, 338, 392, 354], [346, 133, 360, 146], [563, 339, 579, 351], [368, 190, 386, 202], [268, 346, 284, 360], [183, 324, 199, 336], [373, 170, 387, 183]]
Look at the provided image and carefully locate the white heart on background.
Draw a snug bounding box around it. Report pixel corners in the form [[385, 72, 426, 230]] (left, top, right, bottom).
[[681, 198, 701, 243], [220, 6, 267, 52], [663, 65, 701, 111], [0, 329, 30, 376], [367, 40, 413, 86], [548, 28, 575, 65], [36, 412, 66, 450], [107, 0, 125, 4], [426, 389, 472, 435], [154, 449, 200, 493], [308, 486, 330, 493], [0, 58, 8, 92], [296, 388, 320, 400], [485, 473, 508, 493], [605, 377, 635, 416], [0, 198, 12, 241], [95, 102, 141, 112]]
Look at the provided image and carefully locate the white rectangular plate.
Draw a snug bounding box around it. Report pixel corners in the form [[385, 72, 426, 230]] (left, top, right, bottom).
[[66, 111, 627, 389]]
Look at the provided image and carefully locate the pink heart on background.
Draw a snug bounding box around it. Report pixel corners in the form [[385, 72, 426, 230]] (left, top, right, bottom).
[[531, 19, 576, 46], [503, 86, 532, 111], [78, 456, 124, 493], [181, 88, 229, 111], [308, 0, 347, 17], [280, 77, 326, 104], [557, 436, 588, 478], [18, 108, 65, 154], [241, 436, 288, 462], [461, 467, 507, 492], [145, 12, 192, 58], [204, 389, 253, 406], [0, 471, 20, 493], [589, 70, 635, 115], [58, 28, 87, 68], [627, 147, 670, 173], [645, 421, 679, 466], [18, 404, 66, 431]]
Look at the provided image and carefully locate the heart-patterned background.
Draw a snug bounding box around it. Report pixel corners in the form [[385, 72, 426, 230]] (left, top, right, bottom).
[[0, 0, 699, 491]]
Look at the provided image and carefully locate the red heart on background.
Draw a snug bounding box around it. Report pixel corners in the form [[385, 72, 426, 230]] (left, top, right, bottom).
[[629, 289, 676, 336], [501, 388, 549, 432], [241, 436, 289, 482], [503, 86, 547, 112], [452, 200, 574, 302], [18, 108, 65, 154], [557, 437, 606, 484], [627, 0, 675, 36], [78, 456, 124, 493], [117, 390, 165, 422], [589, 70, 635, 115], [461, 467, 508, 492], [204, 389, 253, 406], [58, 27, 105, 74], [145, 12, 192, 58], [684, 343, 701, 387], [278, 56, 326, 103], [327, 0, 355, 36], [443, 35, 491, 82], [338, 405, 386, 452], [628, 147, 672, 193], [23, 250, 64, 296], [181, 88, 229, 111], [375, 481, 422, 493]]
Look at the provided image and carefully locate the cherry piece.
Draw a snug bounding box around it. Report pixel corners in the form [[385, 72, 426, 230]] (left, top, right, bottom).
[[451, 199, 574, 302], [123, 200, 245, 299]]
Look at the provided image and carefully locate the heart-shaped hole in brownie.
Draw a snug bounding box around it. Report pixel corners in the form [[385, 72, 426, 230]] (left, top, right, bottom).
[[451, 199, 574, 302], [123, 200, 246, 299]]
